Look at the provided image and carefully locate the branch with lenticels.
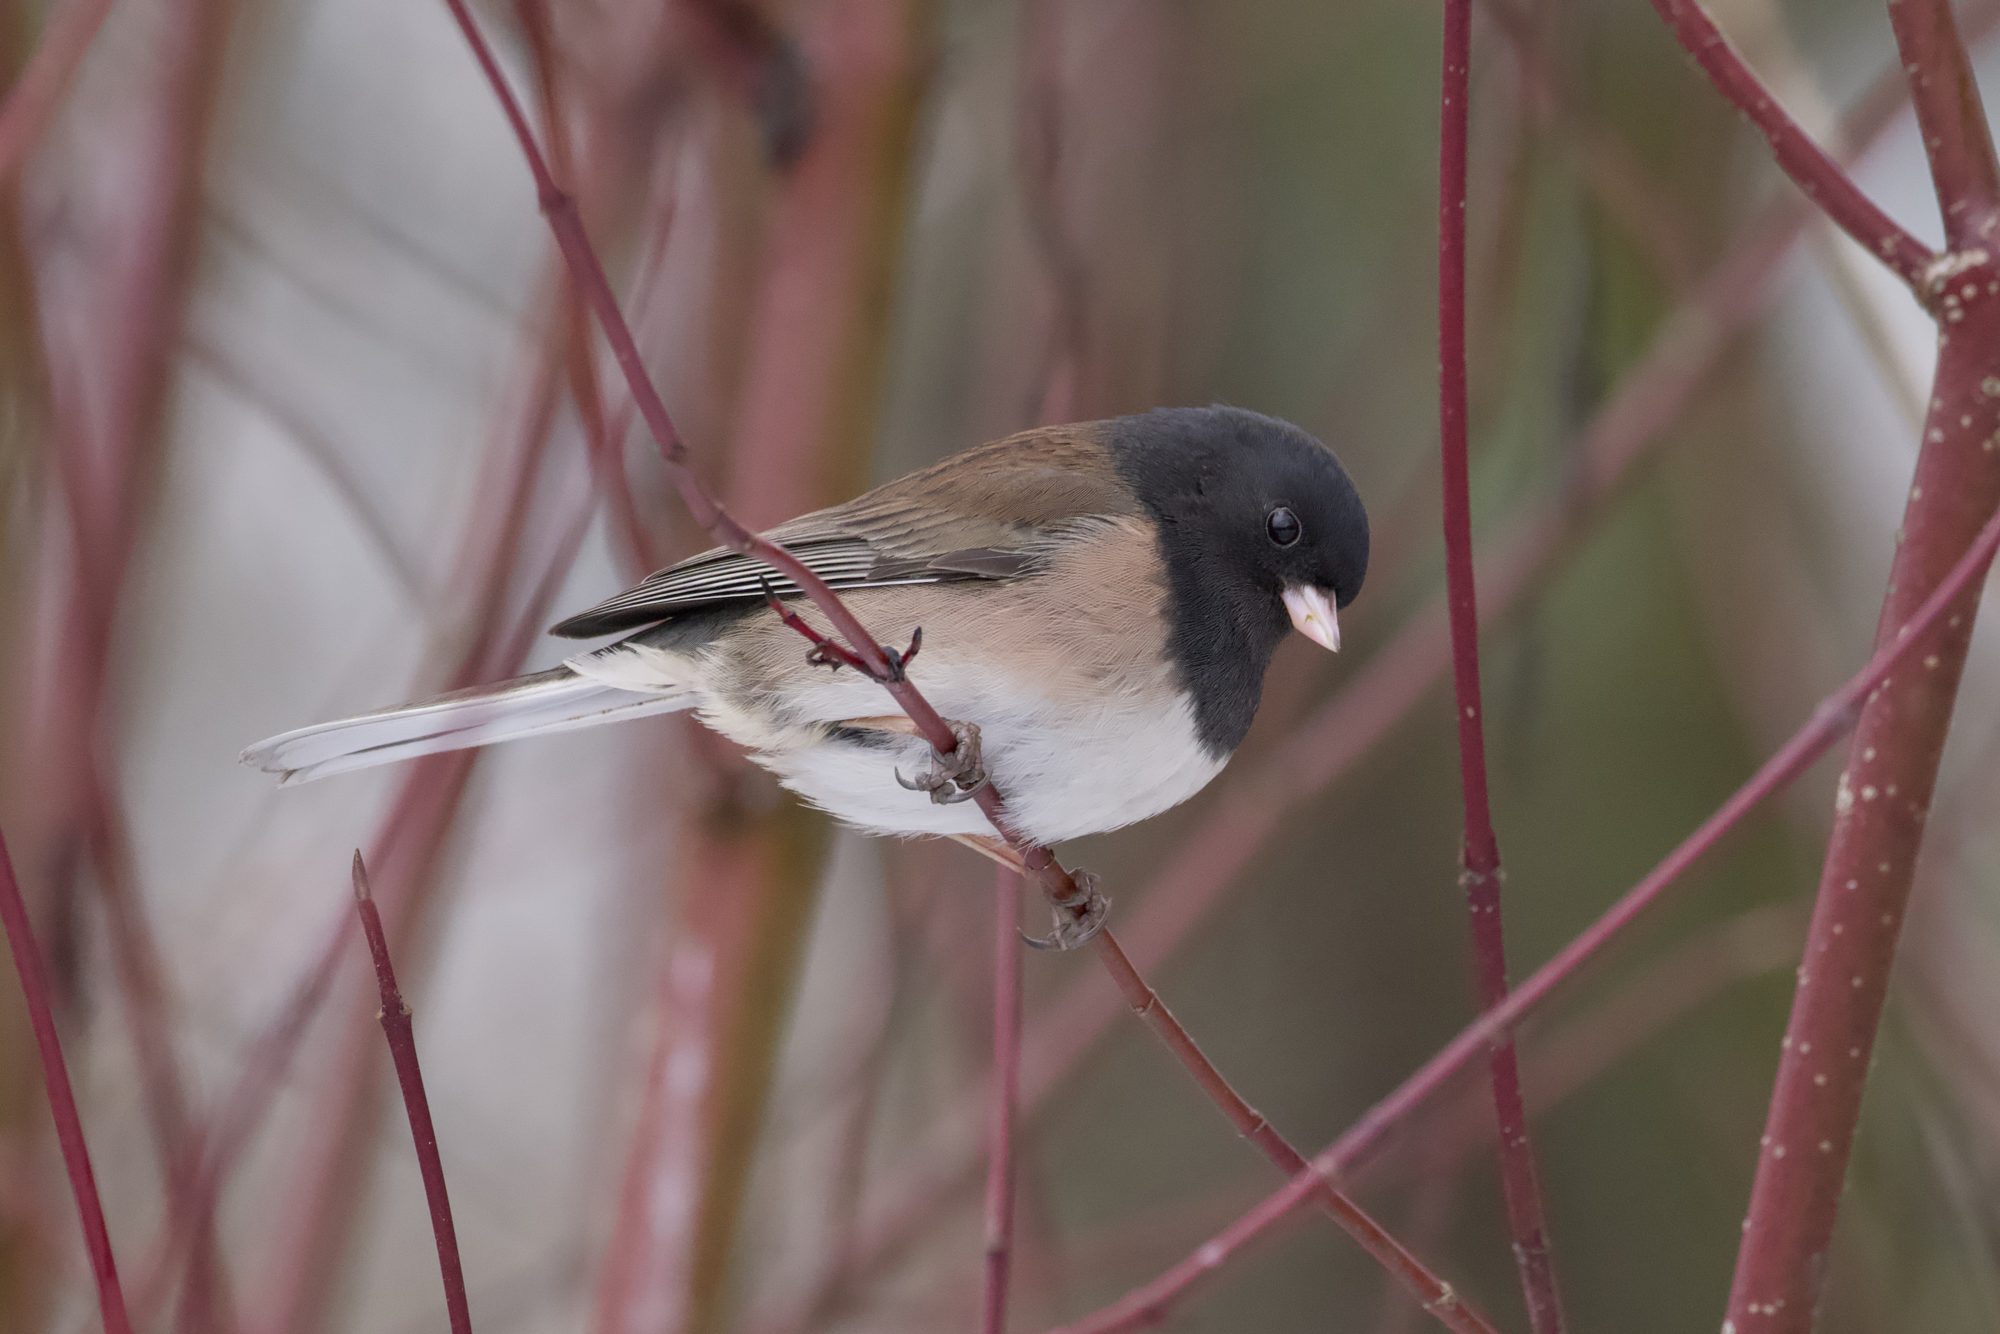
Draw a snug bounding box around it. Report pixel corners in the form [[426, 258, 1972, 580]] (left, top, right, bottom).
[[435, 2, 1495, 1328]]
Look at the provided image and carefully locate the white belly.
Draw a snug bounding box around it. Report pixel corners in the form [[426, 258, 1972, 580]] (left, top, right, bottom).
[[713, 683, 1226, 846]]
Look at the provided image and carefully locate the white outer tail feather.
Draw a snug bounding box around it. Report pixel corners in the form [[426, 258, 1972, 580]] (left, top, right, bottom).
[[241, 668, 693, 786]]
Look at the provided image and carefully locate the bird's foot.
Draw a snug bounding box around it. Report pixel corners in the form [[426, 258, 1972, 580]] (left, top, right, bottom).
[[1022, 868, 1110, 951], [895, 720, 988, 805]]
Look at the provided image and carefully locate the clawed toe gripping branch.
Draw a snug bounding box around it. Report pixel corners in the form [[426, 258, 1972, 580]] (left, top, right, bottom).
[[894, 720, 991, 806], [761, 581, 925, 679], [1021, 867, 1108, 952], [758, 585, 990, 803]]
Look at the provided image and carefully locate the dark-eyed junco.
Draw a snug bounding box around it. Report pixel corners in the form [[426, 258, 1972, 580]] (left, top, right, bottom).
[[244, 406, 1368, 855]]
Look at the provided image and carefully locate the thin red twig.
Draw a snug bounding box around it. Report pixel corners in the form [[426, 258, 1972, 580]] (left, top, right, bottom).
[[351, 853, 473, 1334], [1045, 504, 2000, 1334], [981, 870, 1024, 1334], [1435, 6, 1564, 1330], [1645, 0, 1936, 291], [0, 823, 134, 1334], [1723, 4, 2000, 1327]]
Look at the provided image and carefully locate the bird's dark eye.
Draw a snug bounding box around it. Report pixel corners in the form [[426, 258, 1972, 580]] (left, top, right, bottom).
[[1266, 506, 1302, 547]]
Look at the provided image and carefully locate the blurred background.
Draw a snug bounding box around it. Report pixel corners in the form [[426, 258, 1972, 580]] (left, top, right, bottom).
[[2, 0, 1999, 1330]]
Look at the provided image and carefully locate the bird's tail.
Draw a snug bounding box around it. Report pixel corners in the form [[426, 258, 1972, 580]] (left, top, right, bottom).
[[241, 667, 694, 786]]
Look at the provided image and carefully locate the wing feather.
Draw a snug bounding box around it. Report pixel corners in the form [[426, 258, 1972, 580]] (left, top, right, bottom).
[[549, 425, 1135, 639]]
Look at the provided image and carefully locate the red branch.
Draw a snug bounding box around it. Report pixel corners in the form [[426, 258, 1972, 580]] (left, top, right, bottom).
[[1435, 5, 1565, 1330], [1645, 0, 1936, 291], [0, 824, 134, 1334], [1046, 503, 2000, 1334], [351, 854, 473, 1334], [981, 871, 1024, 1334], [1723, 2, 2000, 1327]]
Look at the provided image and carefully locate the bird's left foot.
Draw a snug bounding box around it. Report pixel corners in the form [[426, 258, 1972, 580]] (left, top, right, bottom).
[[895, 719, 988, 805], [1022, 868, 1110, 951]]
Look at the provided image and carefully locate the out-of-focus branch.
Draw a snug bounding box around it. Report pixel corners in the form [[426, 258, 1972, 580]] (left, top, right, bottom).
[[1723, 4, 2000, 1327], [511, 0, 660, 581], [1090, 932, 1503, 1334], [351, 854, 473, 1334], [589, 4, 927, 1328], [1366, 901, 1806, 1198], [0, 823, 132, 1334], [1645, 0, 1936, 291], [19, 1, 237, 1319], [1015, 0, 1085, 421], [1043, 504, 2000, 1334], [117, 906, 349, 1325], [0, 0, 118, 184], [980, 872, 1023, 1334], [1435, 7, 1565, 1329]]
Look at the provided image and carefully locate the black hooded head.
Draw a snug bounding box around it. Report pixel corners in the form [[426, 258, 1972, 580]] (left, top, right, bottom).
[[1104, 405, 1369, 756]]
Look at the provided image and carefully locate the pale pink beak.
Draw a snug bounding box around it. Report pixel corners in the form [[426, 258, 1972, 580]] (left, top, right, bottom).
[[1282, 585, 1341, 653]]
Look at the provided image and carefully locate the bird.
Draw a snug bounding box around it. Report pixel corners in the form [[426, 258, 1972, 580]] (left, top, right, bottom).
[[243, 406, 1368, 871]]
